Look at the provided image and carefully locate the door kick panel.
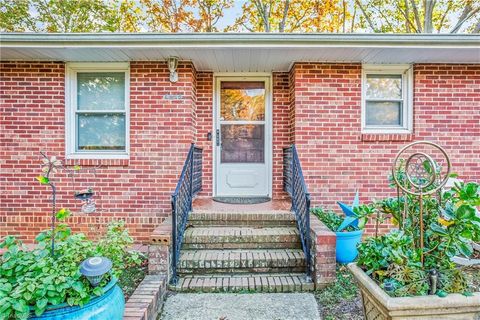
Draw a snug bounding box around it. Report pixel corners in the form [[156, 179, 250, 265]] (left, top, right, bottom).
[[226, 171, 259, 188]]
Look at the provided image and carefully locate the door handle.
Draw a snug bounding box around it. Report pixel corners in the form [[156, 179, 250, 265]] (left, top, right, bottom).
[[216, 129, 220, 146]]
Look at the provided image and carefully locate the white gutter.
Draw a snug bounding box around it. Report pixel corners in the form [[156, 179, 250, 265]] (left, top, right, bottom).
[[1, 33, 480, 48]]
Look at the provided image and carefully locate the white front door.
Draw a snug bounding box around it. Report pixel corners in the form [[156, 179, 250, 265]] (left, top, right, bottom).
[[214, 76, 271, 197]]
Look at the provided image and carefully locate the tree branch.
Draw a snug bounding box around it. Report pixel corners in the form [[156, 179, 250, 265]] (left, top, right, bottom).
[[423, 0, 436, 33], [436, 2, 451, 32], [355, 0, 377, 32], [409, 0, 423, 32], [473, 19, 480, 33], [450, 3, 480, 33], [279, 0, 290, 33]]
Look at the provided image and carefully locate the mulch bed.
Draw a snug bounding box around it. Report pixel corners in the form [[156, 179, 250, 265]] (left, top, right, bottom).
[[118, 258, 148, 300]]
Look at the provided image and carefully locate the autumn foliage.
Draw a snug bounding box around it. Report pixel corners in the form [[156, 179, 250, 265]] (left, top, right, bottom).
[[1, 0, 479, 33]]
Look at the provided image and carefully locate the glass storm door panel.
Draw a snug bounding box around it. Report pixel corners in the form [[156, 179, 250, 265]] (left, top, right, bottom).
[[215, 79, 271, 197]]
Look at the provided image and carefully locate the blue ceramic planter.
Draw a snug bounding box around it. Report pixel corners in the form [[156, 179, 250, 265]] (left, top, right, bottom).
[[335, 229, 364, 264], [30, 278, 125, 320]]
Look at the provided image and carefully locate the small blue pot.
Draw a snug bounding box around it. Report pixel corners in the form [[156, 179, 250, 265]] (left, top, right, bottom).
[[30, 277, 125, 320], [335, 229, 364, 264]]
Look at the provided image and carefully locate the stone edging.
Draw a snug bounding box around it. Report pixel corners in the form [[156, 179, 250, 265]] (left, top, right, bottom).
[[123, 274, 167, 320]]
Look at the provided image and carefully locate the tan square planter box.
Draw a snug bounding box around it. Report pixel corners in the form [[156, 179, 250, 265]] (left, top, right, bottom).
[[348, 263, 480, 320]]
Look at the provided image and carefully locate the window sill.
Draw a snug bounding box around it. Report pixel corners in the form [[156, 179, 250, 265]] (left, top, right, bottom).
[[361, 132, 414, 142], [64, 156, 129, 167]]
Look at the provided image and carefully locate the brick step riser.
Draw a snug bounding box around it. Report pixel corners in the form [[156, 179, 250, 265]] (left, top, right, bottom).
[[179, 258, 306, 270], [178, 266, 306, 274], [181, 242, 301, 250], [169, 285, 313, 293], [169, 274, 314, 293], [188, 221, 296, 227], [183, 235, 300, 245]]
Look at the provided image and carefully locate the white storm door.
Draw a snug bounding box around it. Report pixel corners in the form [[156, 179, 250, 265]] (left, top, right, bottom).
[[214, 77, 271, 197]]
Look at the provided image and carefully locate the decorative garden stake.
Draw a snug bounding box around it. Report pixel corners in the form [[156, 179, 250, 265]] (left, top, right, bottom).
[[37, 152, 64, 257], [337, 190, 360, 230], [80, 257, 113, 287], [392, 141, 451, 266], [66, 165, 100, 213]]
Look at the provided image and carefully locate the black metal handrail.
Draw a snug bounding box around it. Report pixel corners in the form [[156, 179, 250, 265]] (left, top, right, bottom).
[[283, 145, 311, 279], [171, 143, 202, 284]]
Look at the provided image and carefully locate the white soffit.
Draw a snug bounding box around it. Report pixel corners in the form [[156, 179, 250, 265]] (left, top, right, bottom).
[[1, 33, 479, 72]]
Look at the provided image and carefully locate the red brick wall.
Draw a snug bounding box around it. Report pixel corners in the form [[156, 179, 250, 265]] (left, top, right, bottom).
[[195, 72, 214, 197], [272, 72, 291, 199], [291, 62, 480, 234], [1, 61, 478, 242], [0, 61, 197, 243]]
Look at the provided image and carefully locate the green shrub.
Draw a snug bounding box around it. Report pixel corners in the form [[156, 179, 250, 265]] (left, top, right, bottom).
[[357, 180, 480, 297], [0, 219, 142, 319]]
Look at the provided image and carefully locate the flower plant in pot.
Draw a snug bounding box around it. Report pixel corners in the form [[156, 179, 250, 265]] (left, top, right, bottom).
[[347, 141, 480, 320]]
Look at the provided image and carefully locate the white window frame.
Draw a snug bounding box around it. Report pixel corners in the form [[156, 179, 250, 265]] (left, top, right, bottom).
[[361, 64, 413, 134], [65, 62, 130, 159]]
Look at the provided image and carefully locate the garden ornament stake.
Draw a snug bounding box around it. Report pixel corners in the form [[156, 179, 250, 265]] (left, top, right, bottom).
[[38, 152, 62, 257], [392, 141, 451, 266], [66, 164, 100, 213]]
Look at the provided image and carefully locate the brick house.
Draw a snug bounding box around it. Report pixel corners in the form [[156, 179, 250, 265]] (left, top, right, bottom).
[[1, 33, 479, 290]]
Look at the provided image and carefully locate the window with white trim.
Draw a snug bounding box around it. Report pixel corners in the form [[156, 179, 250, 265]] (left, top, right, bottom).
[[362, 65, 413, 133], [66, 63, 129, 159]]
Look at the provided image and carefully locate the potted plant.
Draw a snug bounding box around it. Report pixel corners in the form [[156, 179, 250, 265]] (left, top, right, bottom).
[[0, 154, 142, 319], [0, 219, 142, 319], [348, 179, 480, 319], [312, 204, 373, 264]]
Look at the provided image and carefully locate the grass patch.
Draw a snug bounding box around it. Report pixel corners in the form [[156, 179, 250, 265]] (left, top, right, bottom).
[[118, 256, 148, 300], [315, 264, 362, 320]]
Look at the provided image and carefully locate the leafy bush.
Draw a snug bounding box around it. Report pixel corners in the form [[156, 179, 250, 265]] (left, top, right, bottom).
[[311, 208, 348, 231], [357, 180, 480, 297], [0, 217, 143, 319], [312, 206, 374, 232]]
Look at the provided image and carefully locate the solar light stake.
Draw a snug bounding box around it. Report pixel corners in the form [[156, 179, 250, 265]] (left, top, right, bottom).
[[80, 257, 112, 287]]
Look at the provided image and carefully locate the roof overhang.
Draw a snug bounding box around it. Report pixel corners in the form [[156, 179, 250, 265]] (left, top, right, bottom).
[[1, 33, 479, 72]]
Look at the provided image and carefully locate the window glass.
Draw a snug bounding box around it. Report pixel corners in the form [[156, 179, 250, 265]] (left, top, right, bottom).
[[366, 101, 402, 126], [221, 124, 264, 163], [366, 74, 402, 100], [77, 114, 126, 151], [77, 72, 125, 110], [220, 81, 265, 121]]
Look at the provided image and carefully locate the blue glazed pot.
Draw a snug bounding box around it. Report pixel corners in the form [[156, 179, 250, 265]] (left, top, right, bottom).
[[335, 229, 364, 264], [30, 278, 125, 320]]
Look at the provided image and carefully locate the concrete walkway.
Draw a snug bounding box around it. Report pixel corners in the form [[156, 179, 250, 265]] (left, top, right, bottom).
[[160, 293, 321, 320]]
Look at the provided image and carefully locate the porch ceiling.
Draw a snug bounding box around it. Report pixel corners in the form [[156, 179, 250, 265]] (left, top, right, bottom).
[[1, 33, 479, 72]]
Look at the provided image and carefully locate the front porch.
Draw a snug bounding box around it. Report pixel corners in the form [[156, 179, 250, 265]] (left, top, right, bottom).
[[149, 196, 336, 293]]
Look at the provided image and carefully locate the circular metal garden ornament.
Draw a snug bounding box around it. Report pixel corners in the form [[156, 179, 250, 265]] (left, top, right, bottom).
[[392, 141, 451, 196], [391, 141, 451, 265]]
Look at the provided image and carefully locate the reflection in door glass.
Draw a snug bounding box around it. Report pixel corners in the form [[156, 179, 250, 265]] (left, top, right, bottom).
[[221, 124, 264, 163], [220, 81, 265, 121]]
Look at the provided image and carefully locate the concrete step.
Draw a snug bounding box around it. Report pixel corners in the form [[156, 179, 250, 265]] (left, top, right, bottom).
[[182, 226, 301, 249], [178, 249, 306, 274], [170, 273, 314, 293], [189, 210, 296, 227]]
